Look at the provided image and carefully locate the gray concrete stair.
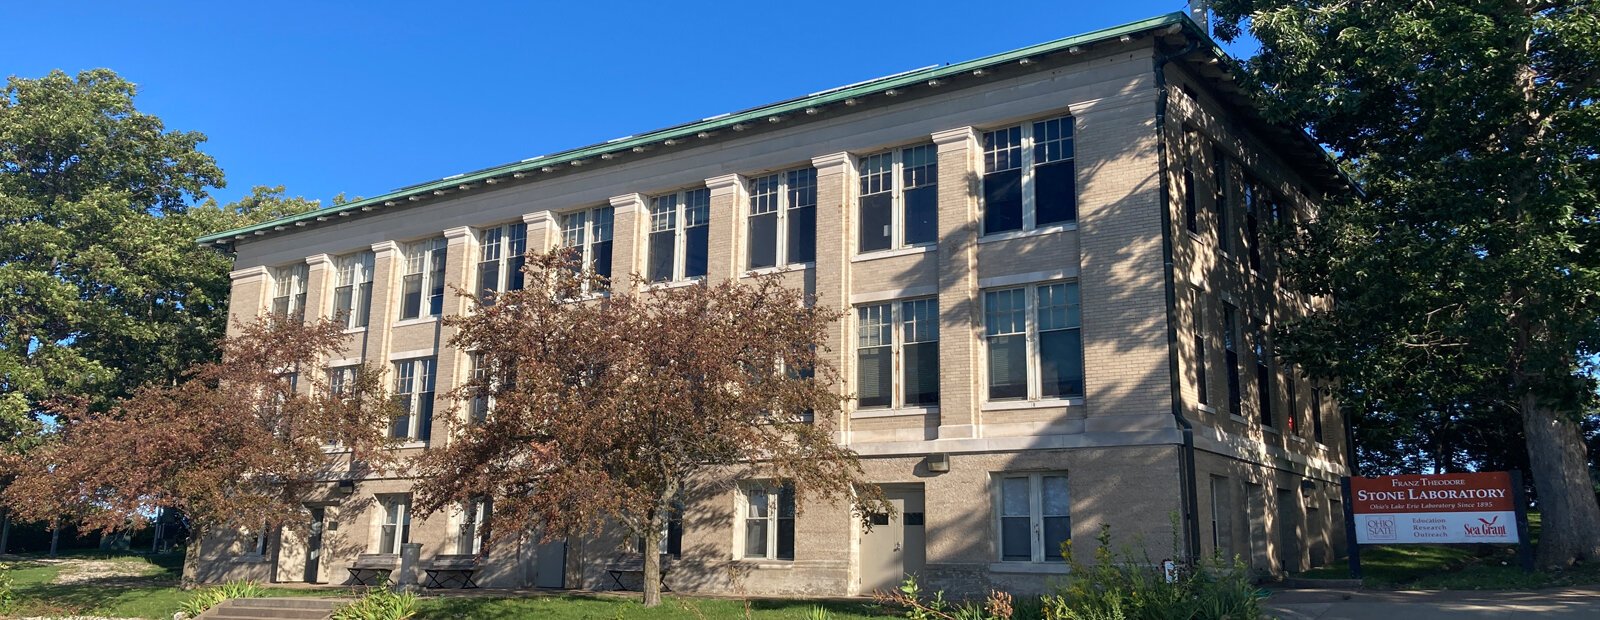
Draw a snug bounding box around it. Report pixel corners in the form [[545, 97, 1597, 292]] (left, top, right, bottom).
[[196, 597, 343, 620]]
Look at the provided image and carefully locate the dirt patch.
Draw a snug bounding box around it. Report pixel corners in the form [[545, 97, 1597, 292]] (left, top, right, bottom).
[[47, 558, 166, 587]]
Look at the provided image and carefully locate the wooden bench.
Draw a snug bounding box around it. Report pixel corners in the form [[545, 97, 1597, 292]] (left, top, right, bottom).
[[604, 556, 671, 592], [346, 554, 398, 587], [423, 554, 481, 589]]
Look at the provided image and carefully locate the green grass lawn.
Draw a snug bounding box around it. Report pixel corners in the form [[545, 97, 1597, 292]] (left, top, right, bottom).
[[418, 594, 893, 620], [1296, 513, 1600, 589], [4, 550, 320, 619]]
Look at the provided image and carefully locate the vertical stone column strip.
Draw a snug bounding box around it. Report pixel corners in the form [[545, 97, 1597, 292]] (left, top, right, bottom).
[[810, 152, 853, 442], [608, 193, 646, 292], [705, 174, 743, 283], [303, 254, 336, 396], [368, 240, 401, 388], [226, 266, 270, 337], [523, 210, 557, 256], [304, 254, 335, 324], [435, 226, 476, 443], [931, 127, 980, 439]]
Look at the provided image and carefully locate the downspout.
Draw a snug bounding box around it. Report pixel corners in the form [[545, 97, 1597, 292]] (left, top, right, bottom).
[[1155, 34, 1204, 563]]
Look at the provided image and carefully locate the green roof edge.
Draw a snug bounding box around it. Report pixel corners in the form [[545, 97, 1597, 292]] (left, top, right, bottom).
[[201, 13, 1306, 244]]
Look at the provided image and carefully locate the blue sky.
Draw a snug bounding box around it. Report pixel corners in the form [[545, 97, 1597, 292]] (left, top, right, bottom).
[[7, 1, 1250, 207]]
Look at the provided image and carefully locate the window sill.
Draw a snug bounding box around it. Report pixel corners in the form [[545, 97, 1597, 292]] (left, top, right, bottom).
[[981, 398, 1083, 412], [1227, 413, 1247, 424], [853, 406, 939, 419], [1196, 404, 1217, 415], [1289, 435, 1306, 443], [851, 245, 936, 263], [342, 327, 369, 335], [1186, 230, 1206, 245], [988, 562, 1068, 574], [646, 278, 705, 291], [321, 445, 351, 454], [735, 560, 793, 570], [1263, 426, 1281, 435], [393, 316, 438, 328], [978, 223, 1077, 244], [743, 262, 814, 277], [232, 554, 269, 564], [390, 440, 429, 449]]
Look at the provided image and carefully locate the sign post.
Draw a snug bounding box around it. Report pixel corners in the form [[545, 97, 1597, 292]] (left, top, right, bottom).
[[1343, 470, 1530, 578]]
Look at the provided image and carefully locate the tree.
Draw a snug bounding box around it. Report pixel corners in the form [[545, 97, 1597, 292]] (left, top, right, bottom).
[[1209, 1, 1600, 566], [0, 70, 319, 429], [410, 250, 887, 606], [2, 316, 399, 583]]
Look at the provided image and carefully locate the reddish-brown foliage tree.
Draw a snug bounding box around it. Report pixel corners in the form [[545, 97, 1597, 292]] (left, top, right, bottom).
[[412, 249, 887, 606], [1, 316, 399, 583]]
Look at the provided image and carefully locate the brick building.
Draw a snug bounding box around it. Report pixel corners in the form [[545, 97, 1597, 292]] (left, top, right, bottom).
[[196, 12, 1352, 596]]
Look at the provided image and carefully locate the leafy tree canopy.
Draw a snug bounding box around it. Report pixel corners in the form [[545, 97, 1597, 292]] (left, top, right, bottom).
[[1209, 1, 1600, 566]]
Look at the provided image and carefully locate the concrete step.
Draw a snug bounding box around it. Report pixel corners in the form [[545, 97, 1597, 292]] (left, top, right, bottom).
[[196, 598, 343, 620]]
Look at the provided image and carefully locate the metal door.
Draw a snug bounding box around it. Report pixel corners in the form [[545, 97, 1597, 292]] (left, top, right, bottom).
[[860, 487, 925, 594]]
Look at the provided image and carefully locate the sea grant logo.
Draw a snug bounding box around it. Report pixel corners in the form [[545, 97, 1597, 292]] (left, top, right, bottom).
[[1464, 515, 1507, 538]]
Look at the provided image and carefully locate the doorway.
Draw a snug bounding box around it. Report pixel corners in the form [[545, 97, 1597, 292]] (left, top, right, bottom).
[[860, 486, 925, 595], [534, 538, 566, 588], [1276, 489, 1299, 574], [303, 507, 325, 583]]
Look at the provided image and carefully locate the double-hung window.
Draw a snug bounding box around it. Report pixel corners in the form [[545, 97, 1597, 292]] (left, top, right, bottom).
[[561, 206, 615, 287], [392, 358, 435, 441], [456, 498, 491, 555], [984, 283, 1084, 402], [333, 253, 374, 329], [270, 264, 308, 318], [1193, 290, 1210, 407], [400, 238, 447, 320], [648, 189, 710, 283], [858, 145, 938, 253], [1244, 179, 1263, 272], [748, 167, 817, 269], [1183, 127, 1200, 233], [1222, 303, 1242, 416], [1313, 385, 1327, 444], [1254, 328, 1272, 427], [378, 494, 411, 554], [467, 353, 491, 424], [982, 116, 1076, 235], [997, 473, 1070, 562], [742, 483, 795, 561], [325, 366, 357, 446], [855, 299, 939, 410], [1212, 143, 1231, 255], [477, 223, 527, 302]]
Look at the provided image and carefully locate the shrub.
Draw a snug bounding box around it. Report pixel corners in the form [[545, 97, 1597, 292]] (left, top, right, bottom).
[[1043, 524, 1260, 620], [331, 588, 419, 620], [877, 576, 1022, 620], [178, 580, 268, 617], [0, 566, 15, 616]]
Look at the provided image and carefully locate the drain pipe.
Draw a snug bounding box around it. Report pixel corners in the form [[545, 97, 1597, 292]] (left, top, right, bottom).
[[1154, 33, 1204, 563]]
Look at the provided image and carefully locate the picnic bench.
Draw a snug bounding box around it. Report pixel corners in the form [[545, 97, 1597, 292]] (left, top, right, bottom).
[[604, 555, 671, 592], [346, 554, 398, 586], [423, 554, 481, 589]]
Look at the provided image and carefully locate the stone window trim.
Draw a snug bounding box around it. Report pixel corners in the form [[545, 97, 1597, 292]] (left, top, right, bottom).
[[374, 493, 413, 555], [980, 280, 1085, 404], [853, 297, 941, 413], [979, 115, 1077, 237], [991, 471, 1071, 564], [854, 143, 938, 256], [736, 481, 795, 562], [647, 187, 712, 284], [268, 263, 309, 319], [740, 166, 818, 271]]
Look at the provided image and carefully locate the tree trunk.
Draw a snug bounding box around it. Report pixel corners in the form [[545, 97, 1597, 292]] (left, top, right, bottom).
[[0, 509, 11, 555], [642, 522, 662, 607], [182, 524, 206, 589], [48, 522, 60, 557], [1520, 393, 1600, 568]]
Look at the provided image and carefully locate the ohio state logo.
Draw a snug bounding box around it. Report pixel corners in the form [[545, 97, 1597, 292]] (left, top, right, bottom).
[[1464, 516, 1507, 537]]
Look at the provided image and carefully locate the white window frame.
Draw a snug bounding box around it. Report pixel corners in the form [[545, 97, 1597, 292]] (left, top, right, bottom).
[[269, 263, 308, 317], [981, 281, 1084, 404], [993, 472, 1070, 563], [477, 222, 528, 297], [377, 494, 412, 554], [648, 188, 711, 283], [454, 498, 490, 555], [333, 252, 374, 329], [560, 205, 615, 290], [467, 353, 494, 424], [737, 482, 795, 561], [400, 237, 448, 320], [392, 357, 435, 442], [854, 297, 939, 412], [745, 167, 818, 271], [855, 144, 937, 255], [980, 116, 1076, 237]]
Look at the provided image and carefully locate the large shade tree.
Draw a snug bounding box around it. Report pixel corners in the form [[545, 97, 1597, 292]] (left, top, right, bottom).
[[411, 251, 888, 607], [1209, 1, 1600, 566], [3, 317, 399, 582]]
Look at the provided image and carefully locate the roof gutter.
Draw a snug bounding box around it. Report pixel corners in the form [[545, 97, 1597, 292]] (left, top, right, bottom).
[[1155, 33, 1205, 564]]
